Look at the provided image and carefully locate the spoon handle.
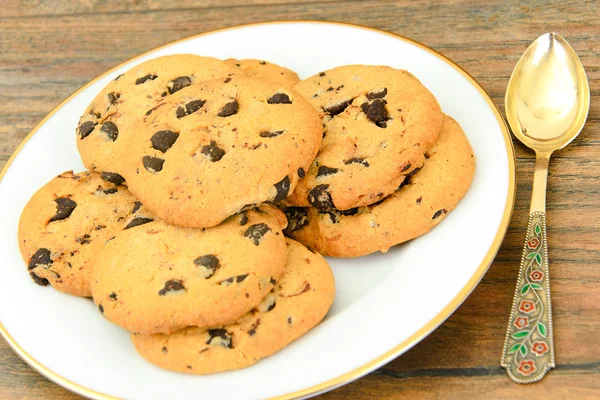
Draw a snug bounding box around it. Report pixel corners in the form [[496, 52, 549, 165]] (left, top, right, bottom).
[[501, 210, 555, 382]]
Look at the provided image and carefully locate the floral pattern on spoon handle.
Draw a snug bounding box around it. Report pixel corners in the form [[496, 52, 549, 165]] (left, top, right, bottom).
[[501, 212, 555, 383]]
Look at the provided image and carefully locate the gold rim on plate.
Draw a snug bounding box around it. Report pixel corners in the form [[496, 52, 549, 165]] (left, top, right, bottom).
[[0, 20, 516, 400]]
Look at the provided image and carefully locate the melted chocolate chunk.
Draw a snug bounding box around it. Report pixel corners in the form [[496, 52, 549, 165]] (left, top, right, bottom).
[[100, 172, 125, 186], [273, 176, 290, 203], [308, 184, 334, 212], [136, 74, 158, 85], [158, 280, 185, 295], [283, 207, 309, 235], [131, 202, 142, 214], [194, 255, 220, 279], [124, 216, 154, 229], [361, 98, 390, 128], [324, 98, 353, 116], [366, 88, 387, 100], [432, 209, 447, 219], [78, 121, 96, 139], [344, 157, 369, 167], [142, 156, 165, 173], [267, 93, 292, 104], [30, 272, 49, 286], [49, 197, 77, 222], [244, 223, 271, 245], [28, 248, 52, 270], [150, 130, 179, 153], [168, 76, 192, 94], [259, 130, 284, 138], [200, 141, 225, 162], [206, 329, 232, 348], [218, 99, 238, 117], [100, 121, 119, 141], [316, 166, 339, 177]]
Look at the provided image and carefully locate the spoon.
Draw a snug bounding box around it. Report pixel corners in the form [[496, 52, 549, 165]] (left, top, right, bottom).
[[500, 33, 590, 383]]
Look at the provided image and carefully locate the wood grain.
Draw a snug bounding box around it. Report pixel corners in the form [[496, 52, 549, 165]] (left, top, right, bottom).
[[1, 0, 599, 398]]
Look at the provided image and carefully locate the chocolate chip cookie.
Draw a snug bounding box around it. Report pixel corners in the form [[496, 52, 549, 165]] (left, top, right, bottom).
[[76, 54, 238, 177], [224, 58, 300, 88], [131, 238, 335, 374], [287, 65, 442, 211], [92, 205, 288, 335], [18, 171, 142, 297], [121, 76, 322, 228], [282, 115, 475, 257]]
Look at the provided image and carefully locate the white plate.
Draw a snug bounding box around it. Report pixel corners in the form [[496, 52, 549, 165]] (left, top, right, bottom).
[[0, 21, 515, 400]]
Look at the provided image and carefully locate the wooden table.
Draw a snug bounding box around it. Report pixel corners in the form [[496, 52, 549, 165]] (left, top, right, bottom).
[[1, 1, 599, 398]]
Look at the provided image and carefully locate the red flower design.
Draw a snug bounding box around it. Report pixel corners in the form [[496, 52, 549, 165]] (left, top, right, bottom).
[[527, 237, 540, 249], [514, 316, 529, 329], [532, 341, 549, 357], [530, 270, 544, 282], [518, 360, 537, 376], [519, 300, 536, 314]]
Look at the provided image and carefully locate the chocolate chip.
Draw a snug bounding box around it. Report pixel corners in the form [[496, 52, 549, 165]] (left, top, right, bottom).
[[175, 106, 186, 118], [432, 209, 447, 219], [161, 346, 168, 353], [98, 304, 104, 313], [248, 319, 261, 336], [28, 248, 52, 270], [308, 184, 334, 212], [185, 99, 206, 115], [143, 156, 165, 173], [75, 234, 91, 245], [194, 255, 220, 279], [362, 98, 390, 128], [244, 223, 271, 245], [107, 92, 120, 105], [158, 280, 185, 296], [324, 98, 353, 116], [341, 207, 358, 216], [326, 208, 356, 223], [267, 93, 291, 104], [78, 121, 96, 139], [273, 176, 290, 203], [95, 224, 106, 230], [319, 72, 326, 77], [236, 274, 248, 282], [366, 88, 387, 100], [30, 272, 49, 286], [100, 172, 125, 186], [100, 121, 119, 141], [288, 316, 293, 324], [101, 188, 118, 195], [297, 168, 305, 178], [270, 277, 277, 285], [132, 201, 142, 213], [114, 74, 124, 81], [218, 99, 239, 117], [200, 141, 225, 162], [401, 163, 411, 172], [167, 76, 191, 94], [49, 197, 77, 222], [282, 207, 309, 234], [124, 216, 154, 229], [344, 157, 369, 167], [317, 166, 339, 177], [259, 61, 266, 65], [206, 329, 232, 348], [259, 130, 284, 138], [151, 130, 179, 153], [109, 292, 118, 301], [136, 74, 157, 85], [224, 77, 232, 83], [326, 87, 334, 91], [239, 212, 248, 226], [416, 196, 422, 205]]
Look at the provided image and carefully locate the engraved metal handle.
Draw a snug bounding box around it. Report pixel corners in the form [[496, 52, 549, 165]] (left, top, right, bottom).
[[501, 152, 555, 383]]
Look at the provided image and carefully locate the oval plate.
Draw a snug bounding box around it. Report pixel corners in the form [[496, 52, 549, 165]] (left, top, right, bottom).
[[0, 21, 515, 400]]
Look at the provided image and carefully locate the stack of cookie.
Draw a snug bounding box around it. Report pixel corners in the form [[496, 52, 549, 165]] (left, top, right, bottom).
[[18, 55, 474, 374]]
